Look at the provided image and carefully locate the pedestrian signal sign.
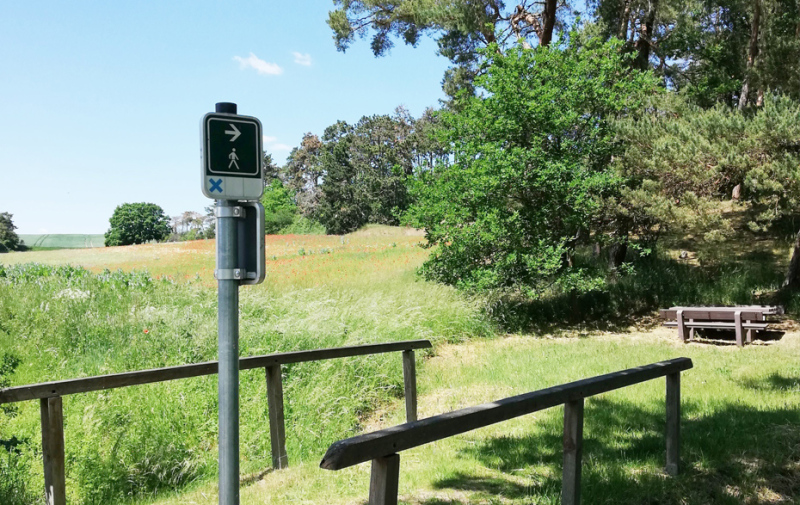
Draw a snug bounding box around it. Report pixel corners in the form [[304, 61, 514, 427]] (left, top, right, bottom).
[[201, 113, 264, 200]]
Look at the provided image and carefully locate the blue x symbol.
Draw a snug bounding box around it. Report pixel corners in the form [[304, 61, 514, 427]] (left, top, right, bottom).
[[209, 178, 223, 193]]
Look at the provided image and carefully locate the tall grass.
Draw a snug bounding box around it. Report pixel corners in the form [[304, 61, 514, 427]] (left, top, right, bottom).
[[0, 242, 492, 504]]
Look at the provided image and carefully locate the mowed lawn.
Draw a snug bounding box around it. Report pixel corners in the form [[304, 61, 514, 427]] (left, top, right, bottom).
[[2, 225, 799, 505]]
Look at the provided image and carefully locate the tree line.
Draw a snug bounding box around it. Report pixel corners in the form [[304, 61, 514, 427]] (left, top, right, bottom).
[[11, 0, 800, 297], [287, 0, 800, 295]]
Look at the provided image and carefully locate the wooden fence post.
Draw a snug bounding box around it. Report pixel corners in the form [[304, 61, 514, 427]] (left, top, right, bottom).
[[369, 453, 400, 505], [265, 365, 288, 469], [562, 398, 584, 505], [402, 350, 417, 422], [666, 372, 680, 476], [40, 396, 66, 505]]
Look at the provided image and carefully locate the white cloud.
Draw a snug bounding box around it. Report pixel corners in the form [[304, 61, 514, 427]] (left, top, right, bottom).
[[233, 53, 283, 75], [292, 52, 312, 66], [262, 136, 293, 153]]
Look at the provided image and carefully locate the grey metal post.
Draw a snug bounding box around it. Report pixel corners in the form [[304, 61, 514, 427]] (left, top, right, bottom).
[[217, 197, 240, 505], [214, 100, 240, 505]]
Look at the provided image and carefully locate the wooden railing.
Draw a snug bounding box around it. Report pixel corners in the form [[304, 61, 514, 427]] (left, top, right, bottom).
[[0, 339, 432, 505], [321, 357, 693, 505]]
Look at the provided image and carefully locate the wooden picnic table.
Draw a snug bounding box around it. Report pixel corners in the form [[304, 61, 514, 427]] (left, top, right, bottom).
[[659, 305, 781, 347]]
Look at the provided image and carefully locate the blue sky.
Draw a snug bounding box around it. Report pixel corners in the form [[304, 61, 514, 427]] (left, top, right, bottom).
[[0, 1, 451, 234]]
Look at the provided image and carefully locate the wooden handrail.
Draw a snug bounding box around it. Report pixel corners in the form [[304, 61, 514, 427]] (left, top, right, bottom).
[[321, 357, 692, 471], [321, 358, 692, 505], [0, 339, 432, 404], [9, 339, 431, 504]]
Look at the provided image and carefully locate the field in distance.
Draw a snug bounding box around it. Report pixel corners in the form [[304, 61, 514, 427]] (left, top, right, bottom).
[[5, 225, 429, 286], [18, 234, 105, 249]]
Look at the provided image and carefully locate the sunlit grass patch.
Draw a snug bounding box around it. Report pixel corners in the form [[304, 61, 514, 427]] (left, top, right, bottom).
[[0, 227, 493, 504], [147, 330, 800, 505]]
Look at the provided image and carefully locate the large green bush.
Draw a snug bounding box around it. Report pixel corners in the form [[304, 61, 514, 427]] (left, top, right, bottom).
[[405, 38, 655, 296], [261, 179, 299, 234], [613, 93, 800, 240]]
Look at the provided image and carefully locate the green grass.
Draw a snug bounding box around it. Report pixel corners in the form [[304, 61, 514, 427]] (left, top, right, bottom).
[[1, 225, 799, 504], [0, 228, 492, 504], [18, 234, 105, 250], [150, 332, 800, 505]]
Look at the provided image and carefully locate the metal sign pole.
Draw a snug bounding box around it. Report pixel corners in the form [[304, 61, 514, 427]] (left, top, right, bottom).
[[203, 100, 263, 505], [215, 102, 240, 505]]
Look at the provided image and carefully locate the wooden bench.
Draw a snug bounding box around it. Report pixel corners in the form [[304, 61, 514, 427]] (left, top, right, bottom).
[[659, 306, 780, 347]]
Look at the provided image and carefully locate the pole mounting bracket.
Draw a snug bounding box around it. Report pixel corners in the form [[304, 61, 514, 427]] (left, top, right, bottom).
[[215, 269, 246, 280], [215, 206, 246, 219]]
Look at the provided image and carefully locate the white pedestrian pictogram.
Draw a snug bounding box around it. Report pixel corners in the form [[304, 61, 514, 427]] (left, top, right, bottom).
[[228, 148, 240, 170]]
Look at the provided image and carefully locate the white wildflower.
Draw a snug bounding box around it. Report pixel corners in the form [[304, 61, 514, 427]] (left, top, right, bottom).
[[54, 288, 90, 300]]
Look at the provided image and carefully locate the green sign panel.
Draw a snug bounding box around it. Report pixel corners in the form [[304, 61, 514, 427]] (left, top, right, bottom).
[[201, 113, 264, 200]]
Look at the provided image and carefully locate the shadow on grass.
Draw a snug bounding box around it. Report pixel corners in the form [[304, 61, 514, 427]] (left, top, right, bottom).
[[424, 398, 800, 504], [737, 371, 800, 393], [484, 252, 789, 335]]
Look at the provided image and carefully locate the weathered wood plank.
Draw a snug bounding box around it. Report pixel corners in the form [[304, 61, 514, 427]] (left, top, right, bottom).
[[321, 358, 693, 470], [677, 310, 686, 343], [402, 350, 417, 423], [266, 365, 288, 469], [662, 305, 779, 312], [663, 321, 768, 329], [369, 454, 400, 505], [562, 399, 584, 505], [0, 340, 433, 404], [660, 308, 773, 321], [665, 373, 680, 476], [734, 311, 743, 347], [40, 397, 66, 505]]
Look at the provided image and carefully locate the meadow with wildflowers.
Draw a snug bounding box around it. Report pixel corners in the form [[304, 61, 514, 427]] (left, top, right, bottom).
[[0, 226, 492, 504], [1, 225, 799, 505]]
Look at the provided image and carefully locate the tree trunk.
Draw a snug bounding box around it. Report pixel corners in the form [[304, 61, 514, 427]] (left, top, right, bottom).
[[510, 1, 558, 48], [540, 0, 558, 46], [784, 228, 800, 288], [739, 0, 761, 110], [634, 0, 659, 70], [619, 0, 632, 40], [609, 241, 628, 269]]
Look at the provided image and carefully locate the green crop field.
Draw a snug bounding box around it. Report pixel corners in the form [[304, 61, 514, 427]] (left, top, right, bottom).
[[18, 234, 105, 250], [0, 225, 798, 505]]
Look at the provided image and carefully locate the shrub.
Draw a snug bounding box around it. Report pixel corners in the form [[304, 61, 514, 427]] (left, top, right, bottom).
[[406, 38, 656, 296]]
